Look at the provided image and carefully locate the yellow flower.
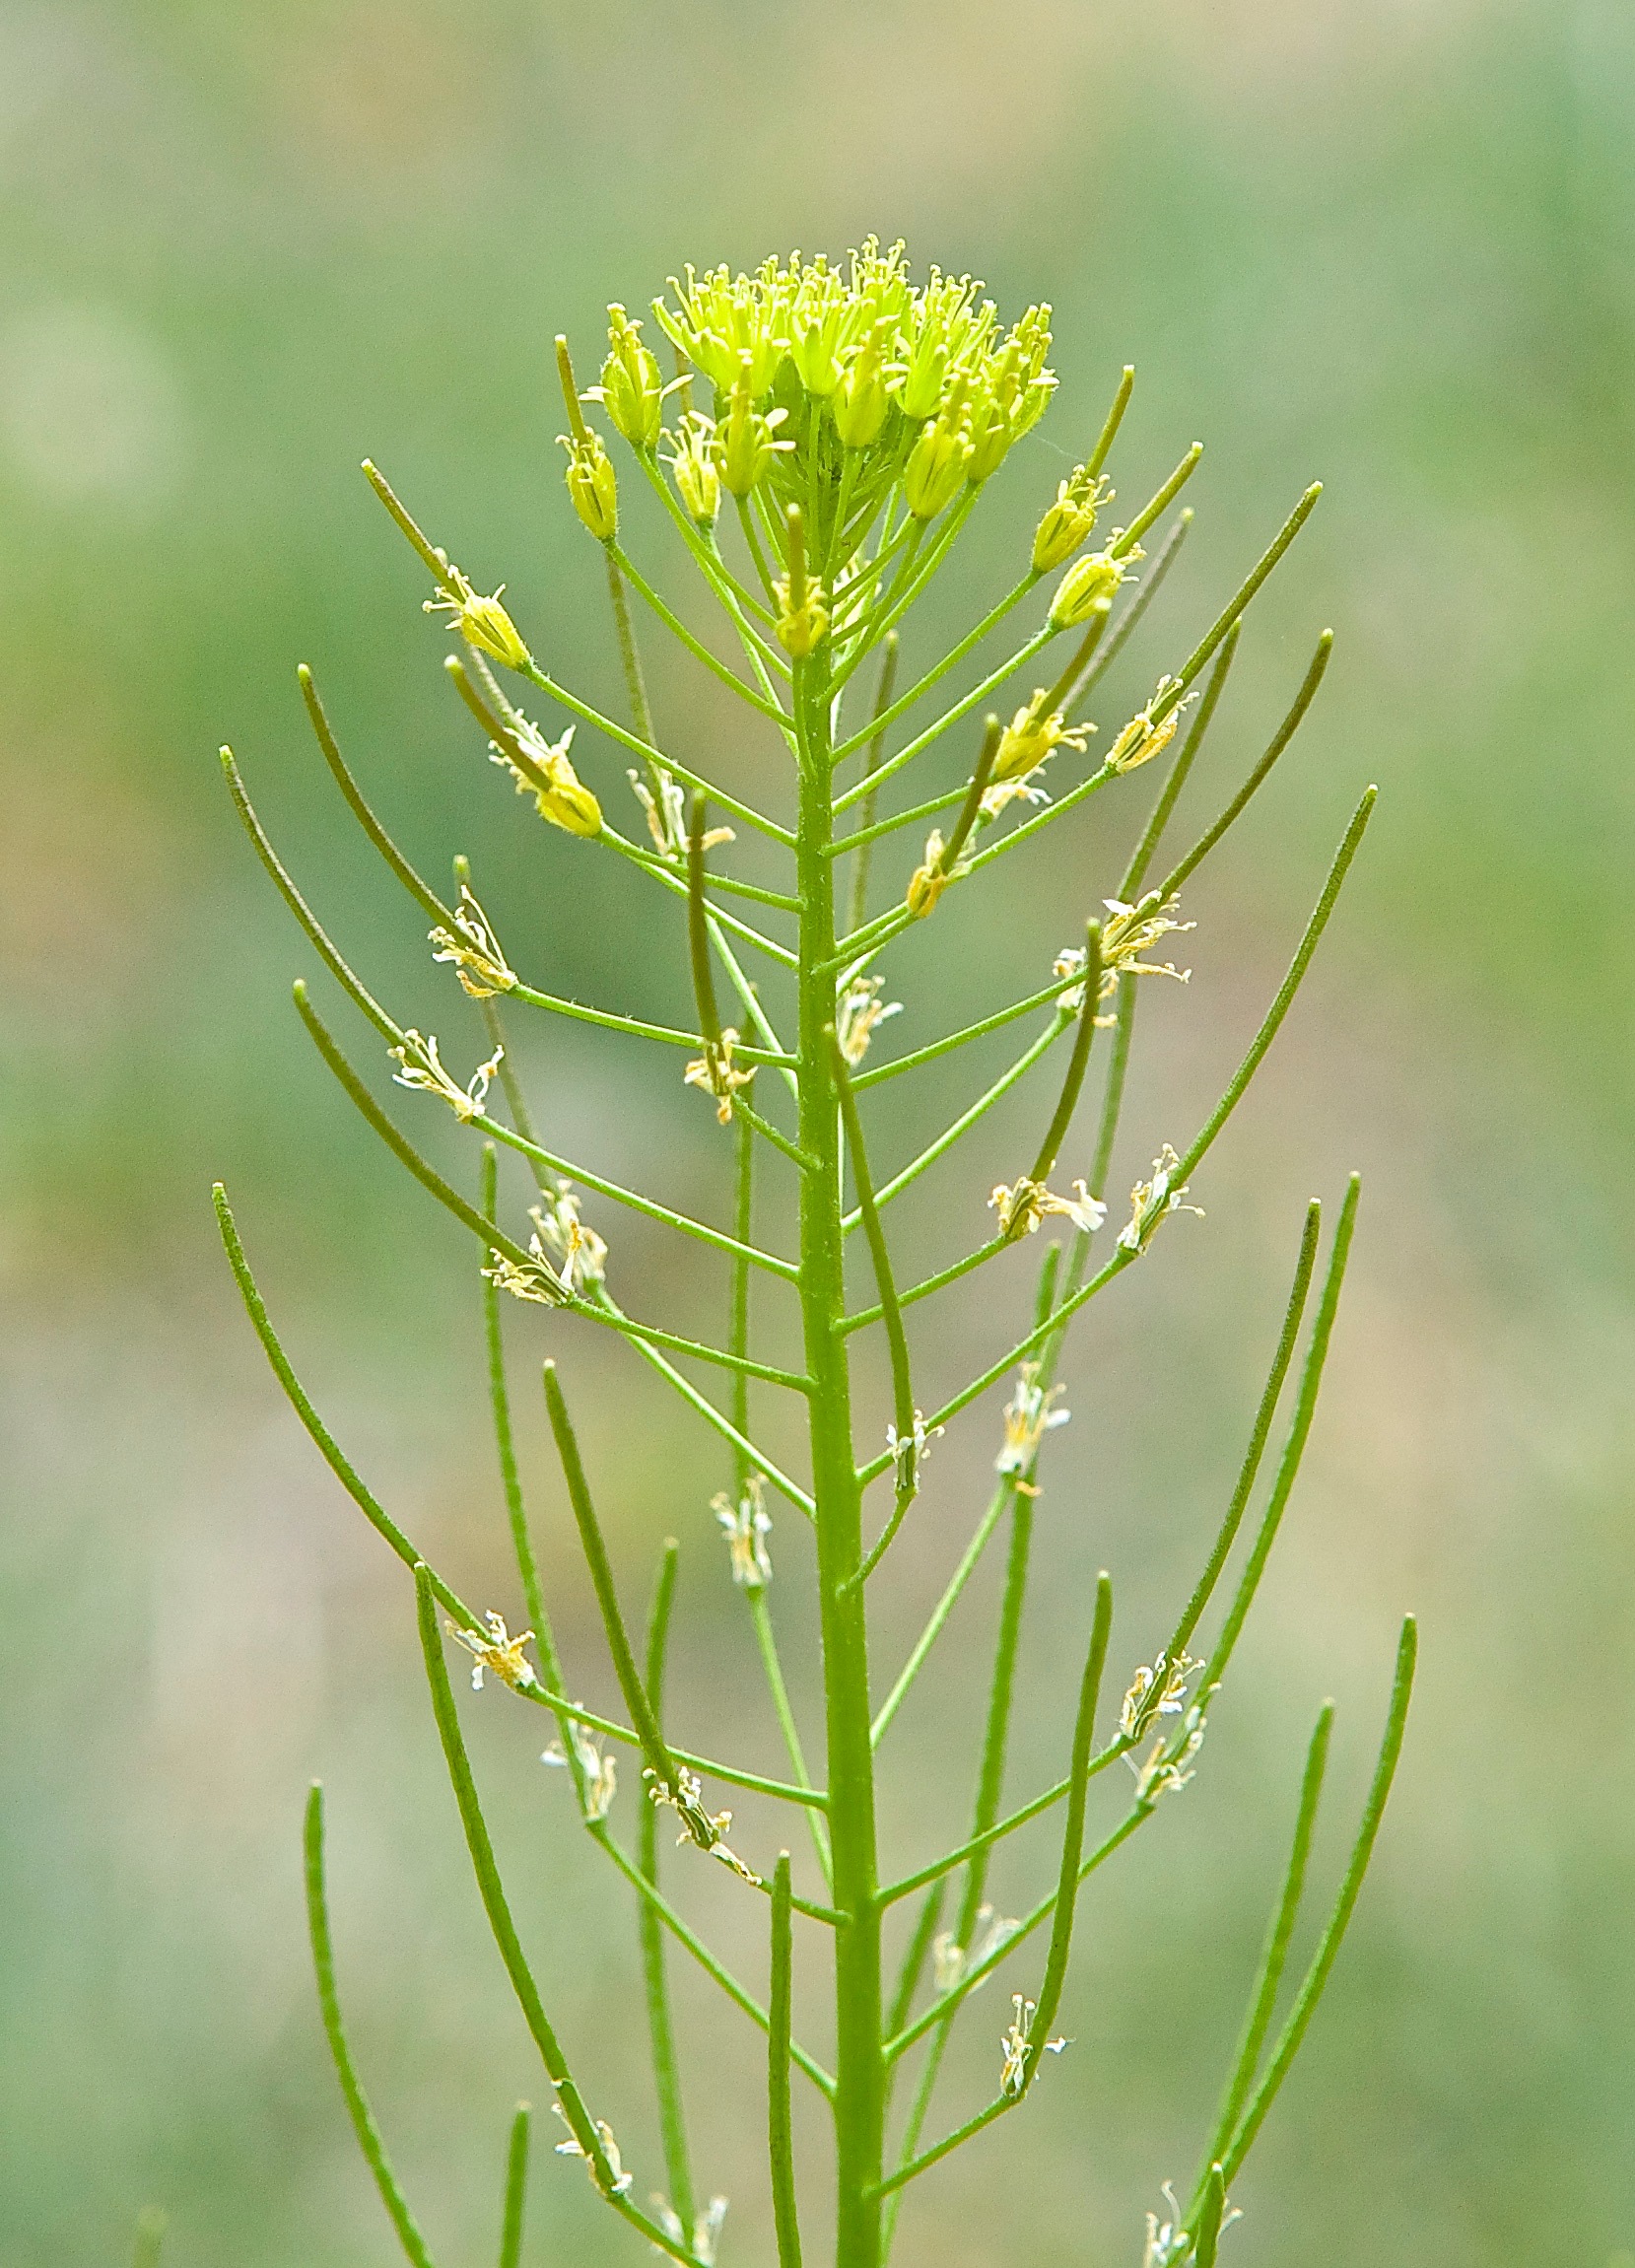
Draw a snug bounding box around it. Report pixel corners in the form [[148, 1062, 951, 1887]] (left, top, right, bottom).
[[558, 427, 618, 542], [1032, 464, 1109, 574], [989, 688, 1092, 791], [775, 574, 829, 658], [665, 412, 721, 525], [488, 717, 603, 838], [1107, 679, 1193, 773], [715, 363, 793, 497], [591, 304, 664, 449], [1049, 546, 1136, 630], [426, 568, 533, 671]]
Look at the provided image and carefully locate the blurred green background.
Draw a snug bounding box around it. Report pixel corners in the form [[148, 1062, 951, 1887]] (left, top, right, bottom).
[[2, 1, 1633, 2261]]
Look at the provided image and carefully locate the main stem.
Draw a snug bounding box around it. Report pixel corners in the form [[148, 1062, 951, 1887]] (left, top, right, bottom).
[[795, 652, 884, 2268]]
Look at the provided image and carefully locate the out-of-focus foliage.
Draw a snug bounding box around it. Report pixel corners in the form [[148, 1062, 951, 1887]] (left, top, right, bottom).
[[0, 3, 1632, 2264]]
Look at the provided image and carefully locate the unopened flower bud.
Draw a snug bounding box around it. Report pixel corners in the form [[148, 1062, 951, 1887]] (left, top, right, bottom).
[[598, 305, 663, 449], [774, 504, 826, 657], [428, 576, 533, 672], [1049, 548, 1131, 630], [991, 689, 1090, 783], [1031, 466, 1106, 574], [559, 430, 618, 542], [776, 579, 828, 657], [833, 330, 892, 450], [904, 415, 973, 521], [540, 776, 602, 836]]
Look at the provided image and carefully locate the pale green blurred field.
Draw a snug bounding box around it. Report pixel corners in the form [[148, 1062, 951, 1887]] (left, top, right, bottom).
[[2, 2, 1634, 2263]]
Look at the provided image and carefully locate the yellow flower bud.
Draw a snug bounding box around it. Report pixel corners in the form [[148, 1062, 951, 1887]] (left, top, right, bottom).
[[904, 415, 973, 521], [559, 430, 618, 542], [1031, 466, 1106, 575], [991, 690, 1091, 783], [539, 777, 603, 836], [791, 309, 847, 398], [598, 306, 663, 449], [1108, 698, 1183, 776], [833, 331, 891, 450], [433, 583, 532, 673], [1049, 549, 1131, 630], [775, 578, 829, 658]]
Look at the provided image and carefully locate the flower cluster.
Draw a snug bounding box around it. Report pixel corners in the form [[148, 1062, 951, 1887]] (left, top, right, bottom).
[[634, 242, 1054, 564]]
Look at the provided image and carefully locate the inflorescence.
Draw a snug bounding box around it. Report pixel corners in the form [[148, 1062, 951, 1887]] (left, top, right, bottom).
[[215, 238, 1412, 2268]]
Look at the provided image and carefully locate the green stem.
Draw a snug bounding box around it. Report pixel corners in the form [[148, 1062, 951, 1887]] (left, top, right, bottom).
[[611, 539, 787, 723], [304, 1785, 441, 2268], [830, 622, 1056, 816], [750, 1591, 834, 1885], [1218, 1618, 1417, 2182], [411, 1568, 703, 2268], [1064, 506, 1193, 718], [498, 2105, 530, 2268], [604, 547, 655, 746], [481, 1146, 546, 1639], [844, 1012, 1072, 1230], [846, 635, 901, 932], [214, 1183, 477, 1634], [639, 1542, 696, 2234], [1156, 632, 1334, 904], [1086, 364, 1135, 476], [1117, 622, 1240, 902], [769, 1856, 805, 2268], [792, 652, 884, 2268], [831, 1035, 918, 1588], [1020, 1573, 1114, 2090], [1192, 1705, 1332, 2198], [587, 1821, 836, 2096]]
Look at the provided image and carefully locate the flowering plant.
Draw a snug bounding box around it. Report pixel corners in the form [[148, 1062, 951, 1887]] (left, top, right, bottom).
[[216, 241, 1412, 2268]]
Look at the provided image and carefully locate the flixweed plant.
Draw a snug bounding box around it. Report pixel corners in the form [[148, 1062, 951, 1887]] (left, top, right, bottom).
[[213, 241, 1414, 2268]]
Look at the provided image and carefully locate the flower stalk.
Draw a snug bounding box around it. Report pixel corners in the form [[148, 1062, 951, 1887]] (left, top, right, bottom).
[[220, 241, 1408, 2268]]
